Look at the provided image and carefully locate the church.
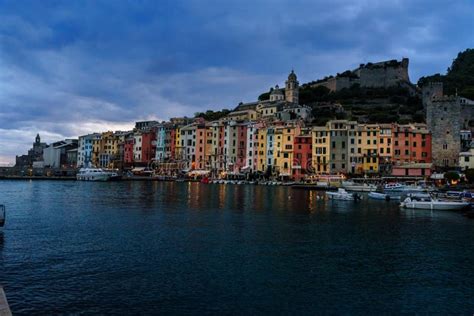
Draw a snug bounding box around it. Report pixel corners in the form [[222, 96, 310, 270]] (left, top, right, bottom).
[[15, 134, 48, 168], [231, 70, 312, 122]]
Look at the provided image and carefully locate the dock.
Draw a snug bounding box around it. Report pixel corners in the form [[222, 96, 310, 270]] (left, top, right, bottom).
[[0, 287, 11, 316]]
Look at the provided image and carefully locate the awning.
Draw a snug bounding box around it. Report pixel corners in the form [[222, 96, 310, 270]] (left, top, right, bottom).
[[430, 173, 444, 180]]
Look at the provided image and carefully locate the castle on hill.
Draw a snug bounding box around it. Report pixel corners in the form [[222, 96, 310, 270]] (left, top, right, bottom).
[[310, 58, 414, 93]]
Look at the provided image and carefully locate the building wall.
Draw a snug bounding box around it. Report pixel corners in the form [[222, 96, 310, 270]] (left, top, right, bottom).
[[426, 96, 461, 168], [293, 134, 312, 180], [312, 127, 329, 174], [141, 129, 156, 164], [459, 148, 474, 170]]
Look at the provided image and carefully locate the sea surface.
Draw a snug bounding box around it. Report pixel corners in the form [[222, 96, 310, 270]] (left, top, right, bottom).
[[0, 180, 474, 314]]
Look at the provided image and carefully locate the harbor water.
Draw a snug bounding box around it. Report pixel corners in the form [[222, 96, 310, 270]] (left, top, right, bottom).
[[1, 180, 474, 314]]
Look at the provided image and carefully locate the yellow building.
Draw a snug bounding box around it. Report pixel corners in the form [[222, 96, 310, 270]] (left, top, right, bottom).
[[357, 124, 380, 173], [174, 126, 183, 160], [312, 126, 330, 174], [256, 103, 279, 118], [223, 109, 258, 122], [274, 125, 300, 177], [90, 131, 121, 168]]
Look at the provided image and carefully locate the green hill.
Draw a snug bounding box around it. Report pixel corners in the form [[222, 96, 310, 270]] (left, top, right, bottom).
[[418, 48, 474, 99]]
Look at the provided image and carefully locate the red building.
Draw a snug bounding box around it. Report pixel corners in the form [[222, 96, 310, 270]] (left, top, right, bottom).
[[141, 128, 157, 164], [293, 131, 312, 181], [392, 124, 432, 165], [124, 137, 134, 165]]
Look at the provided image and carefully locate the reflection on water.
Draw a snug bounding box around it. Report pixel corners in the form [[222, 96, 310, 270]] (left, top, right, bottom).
[[0, 180, 473, 314]]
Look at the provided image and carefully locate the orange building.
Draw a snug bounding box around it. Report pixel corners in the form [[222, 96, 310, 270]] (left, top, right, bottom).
[[392, 124, 432, 164]]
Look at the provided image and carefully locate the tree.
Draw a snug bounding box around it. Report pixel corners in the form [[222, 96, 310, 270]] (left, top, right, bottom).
[[465, 169, 474, 184], [444, 171, 460, 183], [418, 48, 474, 98]]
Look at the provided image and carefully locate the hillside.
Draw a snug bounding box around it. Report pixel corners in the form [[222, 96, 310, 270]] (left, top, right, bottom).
[[418, 48, 474, 99], [298, 84, 424, 125]]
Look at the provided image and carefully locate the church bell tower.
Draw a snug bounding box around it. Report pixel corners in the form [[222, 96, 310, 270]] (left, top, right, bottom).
[[285, 70, 299, 104]]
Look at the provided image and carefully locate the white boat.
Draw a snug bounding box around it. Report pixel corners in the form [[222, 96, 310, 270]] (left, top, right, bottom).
[[384, 183, 425, 193], [368, 192, 391, 201], [0, 205, 5, 227], [342, 181, 377, 192], [400, 197, 469, 211], [76, 167, 112, 181], [326, 188, 361, 201]]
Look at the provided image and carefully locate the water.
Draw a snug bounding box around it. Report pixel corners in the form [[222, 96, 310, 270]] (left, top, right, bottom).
[[1, 180, 474, 314]]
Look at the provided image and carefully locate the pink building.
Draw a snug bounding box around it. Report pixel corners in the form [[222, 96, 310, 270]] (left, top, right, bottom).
[[293, 132, 312, 181]]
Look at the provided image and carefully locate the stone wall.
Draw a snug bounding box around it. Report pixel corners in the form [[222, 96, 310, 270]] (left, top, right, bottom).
[[425, 95, 461, 168], [311, 58, 411, 92], [460, 98, 474, 131], [356, 58, 410, 88]]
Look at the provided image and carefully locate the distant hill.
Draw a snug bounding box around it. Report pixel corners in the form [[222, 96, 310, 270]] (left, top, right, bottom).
[[418, 48, 474, 99]]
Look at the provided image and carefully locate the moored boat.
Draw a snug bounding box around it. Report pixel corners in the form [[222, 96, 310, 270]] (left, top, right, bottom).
[[342, 181, 377, 192], [400, 197, 469, 211], [384, 183, 425, 193], [368, 192, 391, 201], [326, 188, 361, 201], [77, 167, 112, 181]]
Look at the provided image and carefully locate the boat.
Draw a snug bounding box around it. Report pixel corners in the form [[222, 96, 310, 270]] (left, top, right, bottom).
[[368, 192, 391, 201], [326, 188, 361, 201], [384, 183, 425, 193], [400, 196, 469, 211], [342, 181, 377, 192], [77, 167, 113, 181], [0, 205, 5, 227]]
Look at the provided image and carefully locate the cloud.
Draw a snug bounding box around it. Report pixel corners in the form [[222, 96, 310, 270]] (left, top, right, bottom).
[[0, 0, 473, 163]]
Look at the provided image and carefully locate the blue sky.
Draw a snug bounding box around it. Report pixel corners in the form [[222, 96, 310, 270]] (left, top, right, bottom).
[[0, 0, 473, 164]]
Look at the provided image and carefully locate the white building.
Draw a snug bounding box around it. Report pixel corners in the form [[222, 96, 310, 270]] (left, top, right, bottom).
[[180, 123, 196, 169], [459, 144, 474, 170], [133, 132, 142, 162]]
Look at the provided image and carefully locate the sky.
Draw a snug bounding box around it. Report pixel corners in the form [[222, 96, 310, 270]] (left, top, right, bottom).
[[0, 0, 473, 164]]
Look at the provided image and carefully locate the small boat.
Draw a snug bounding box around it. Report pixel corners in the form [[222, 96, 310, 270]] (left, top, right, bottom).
[[326, 188, 361, 201], [0, 205, 5, 227], [342, 181, 377, 192], [400, 197, 469, 211], [368, 192, 391, 201], [384, 183, 425, 193], [77, 167, 112, 181]]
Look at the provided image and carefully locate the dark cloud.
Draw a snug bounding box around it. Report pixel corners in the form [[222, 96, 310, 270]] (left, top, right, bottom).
[[0, 0, 473, 163]]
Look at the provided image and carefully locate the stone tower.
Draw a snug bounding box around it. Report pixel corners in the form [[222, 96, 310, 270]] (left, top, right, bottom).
[[285, 70, 299, 104], [422, 82, 443, 113], [35, 133, 41, 144], [424, 82, 461, 168]]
